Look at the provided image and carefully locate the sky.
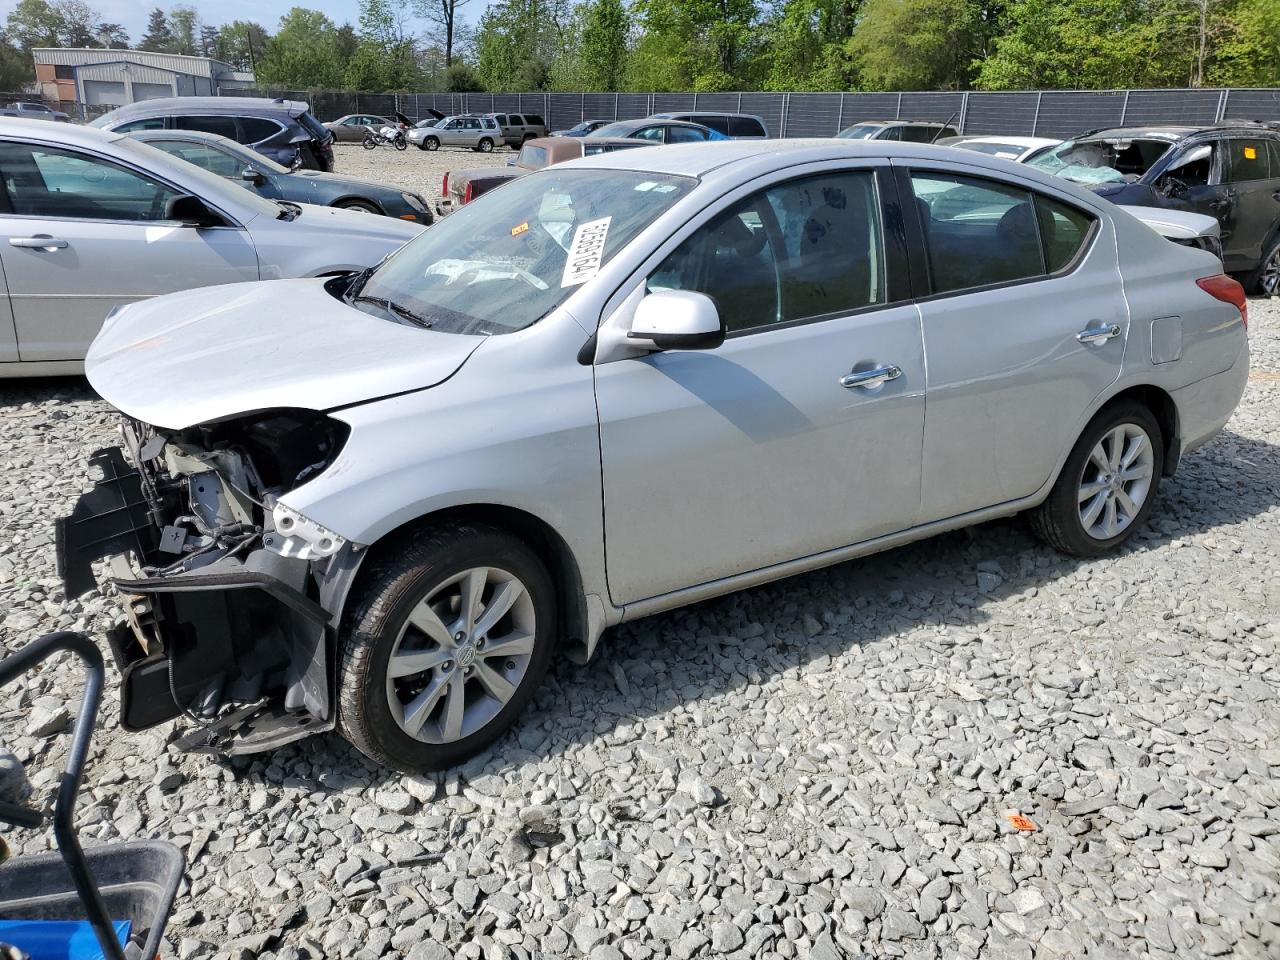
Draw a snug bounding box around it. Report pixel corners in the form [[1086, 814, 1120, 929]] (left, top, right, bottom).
[[1, 1, 497, 42]]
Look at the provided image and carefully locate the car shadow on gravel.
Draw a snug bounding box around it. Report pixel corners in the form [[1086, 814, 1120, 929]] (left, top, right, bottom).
[[280, 425, 1280, 785]]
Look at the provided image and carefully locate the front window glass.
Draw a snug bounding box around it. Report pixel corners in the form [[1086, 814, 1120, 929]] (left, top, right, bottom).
[[0, 141, 183, 221], [1029, 137, 1172, 185], [650, 171, 886, 333], [354, 169, 695, 335], [837, 124, 883, 140]]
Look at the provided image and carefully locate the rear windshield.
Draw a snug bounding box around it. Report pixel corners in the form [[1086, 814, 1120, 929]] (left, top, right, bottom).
[[1029, 137, 1172, 185], [517, 144, 550, 169], [837, 124, 884, 140], [354, 168, 695, 335], [729, 116, 766, 137], [588, 122, 640, 138]]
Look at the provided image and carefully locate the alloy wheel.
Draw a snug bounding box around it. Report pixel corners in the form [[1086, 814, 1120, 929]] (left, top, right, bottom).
[[1077, 423, 1155, 540], [385, 566, 535, 744], [1262, 247, 1280, 297]]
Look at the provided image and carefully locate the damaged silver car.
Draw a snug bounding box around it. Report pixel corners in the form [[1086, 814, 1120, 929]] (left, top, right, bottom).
[[60, 141, 1250, 772]]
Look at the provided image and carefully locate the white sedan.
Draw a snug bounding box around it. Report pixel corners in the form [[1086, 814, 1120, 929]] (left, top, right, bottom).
[[0, 118, 423, 376], [948, 135, 1062, 162]]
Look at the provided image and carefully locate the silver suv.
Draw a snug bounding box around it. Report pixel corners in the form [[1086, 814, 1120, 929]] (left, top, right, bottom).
[[409, 115, 502, 152]]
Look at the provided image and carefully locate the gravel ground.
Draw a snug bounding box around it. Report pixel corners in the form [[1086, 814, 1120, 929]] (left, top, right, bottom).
[[0, 206, 1278, 958], [330, 141, 514, 203]]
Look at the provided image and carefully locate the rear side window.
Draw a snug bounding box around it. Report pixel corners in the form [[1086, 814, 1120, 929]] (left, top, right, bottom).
[[730, 116, 766, 137], [524, 115, 544, 126], [693, 115, 730, 136], [1223, 140, 1272, 182], [508, 115, 523, 125], [1036, 196, 1096, 272], [878, 127, 903, 141], [240, 117, 283, 144], [115, 117, 166, 132], [667, 126, 707, 143], [900, 126, 941, 143], [174, 115, 237, 139]]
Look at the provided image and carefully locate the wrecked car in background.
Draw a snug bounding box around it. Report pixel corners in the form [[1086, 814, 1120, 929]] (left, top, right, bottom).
[[60, 140, 1248, 774]]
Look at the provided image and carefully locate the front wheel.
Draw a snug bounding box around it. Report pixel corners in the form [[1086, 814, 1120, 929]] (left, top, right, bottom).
[[1246, 234, 1280, 297], [362, 133, 377, 150], [337, 523, 557, 772], [336, 199, 380, 214], [477, 137, 493, 153], [394, 134, 407, 151], [1029, 401, 1163, 558], [424, 136, 440, 151]]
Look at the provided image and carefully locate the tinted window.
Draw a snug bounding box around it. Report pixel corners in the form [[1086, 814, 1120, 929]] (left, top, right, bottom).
[[175, 115, 238, 139], [650, 171, 886, 333], [240, 117, 283, 144], [148, 140, 243, 179], [1035, 195, 1095, 272], [878, 127, 903, 141], [493, 115, 507, 125], [667, 126, 707, 143], [633, 126, 665, 142], [693, 115, 730, 136], [508, 115, 523, 125], [0, 141, 182, 221], [116, 117, 166, 132], [838, 124, 884, 140], [911, 173, 1045, 293], [729, 116, 766, 137], [1224, 139, 1272, 183], [1269, 142, 1280, 179], [524, 115, 544, 126]]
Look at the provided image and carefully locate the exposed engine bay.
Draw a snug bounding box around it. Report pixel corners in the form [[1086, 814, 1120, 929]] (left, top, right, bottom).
[[57, 411, 362, 755]]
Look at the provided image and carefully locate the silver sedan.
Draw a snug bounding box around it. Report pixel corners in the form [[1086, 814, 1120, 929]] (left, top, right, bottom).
[[67, 139, 1249, 772], [0, 118, 423, 375]]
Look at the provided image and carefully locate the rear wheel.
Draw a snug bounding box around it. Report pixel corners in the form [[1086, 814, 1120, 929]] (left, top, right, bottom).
[[1246, 234, 1280, 296], [1029, 401, 1163, 558], [337, 523, 557, 772], [361, 133, 377, 150], [477, 137, 494, 153]]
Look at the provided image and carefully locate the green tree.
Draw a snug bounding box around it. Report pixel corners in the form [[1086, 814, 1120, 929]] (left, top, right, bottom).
[[445, 60, 484, 90], [1207, 0, 1280, 85], [629, 0, 760, 91], [6, 0, 63, 50], [97, 22, 130, 47], [0, 30, 31, 86], [139, 7, 177, 52], [580, 0, 628, 90], [258, 8, 344, 88], [415, 0, 471, 66], [474, 1, 570, 90], [344, 0, 419, 90], [169, 5, 199, 55], [53, 0, 101, 45], [850, 0, 986, 89], [761, 0, 862, 90], [217, 20, 269, 72]]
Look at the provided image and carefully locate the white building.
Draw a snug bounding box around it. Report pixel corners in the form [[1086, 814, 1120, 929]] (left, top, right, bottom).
[[33, 48, 255, 112]]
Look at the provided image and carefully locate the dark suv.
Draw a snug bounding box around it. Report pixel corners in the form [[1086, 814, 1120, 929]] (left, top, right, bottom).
[[1029, 123, 1280, 294], [837, 120, 959, 142], [92, 97, 335, 172]]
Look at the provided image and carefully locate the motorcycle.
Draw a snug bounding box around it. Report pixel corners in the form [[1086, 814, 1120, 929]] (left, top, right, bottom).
[[362, 110, 413, 151]]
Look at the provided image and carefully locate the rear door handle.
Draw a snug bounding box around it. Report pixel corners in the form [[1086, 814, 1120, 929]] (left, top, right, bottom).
[[1076, 323, 1122, 345], [9, 235, 68, 251], [841, 364, 902, 389]]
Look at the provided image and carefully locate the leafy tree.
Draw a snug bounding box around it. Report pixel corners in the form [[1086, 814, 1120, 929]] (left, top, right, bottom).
[[139, 7, 177, 52], [580, 0, 628, 90], [344, 0, 419, 91], [0, 30, 31, 86], [217, 20, 269, 72], [415, 0, 470, 66], [629, 0, 760, 91], [53, 0, 101, 46], [97, 22, 130, 48], [335, 22, 358, 63], [849, 0, 986, 89], [475, 1, 568, 90], [1207, 0, 1280, 85], [169, 5, 199, 56], [445, 60, 483, 90], [198, 23, 220, 57], [258, 7, 344, 88], [6, 0, 63, 50]]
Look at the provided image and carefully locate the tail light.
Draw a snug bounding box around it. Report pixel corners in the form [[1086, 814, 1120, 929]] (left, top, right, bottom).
[[1196, 274, 1248, 330], [441, 172, 449, 196], [463, 182, 473, 204]]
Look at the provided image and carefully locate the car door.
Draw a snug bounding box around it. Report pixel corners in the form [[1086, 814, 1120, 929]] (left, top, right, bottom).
[[1218, 136, 1279, 271], [0, 252, 17, 362], [899, 163, 1127, 523], [0, 138, 259, 361], [595, 164, 925, 605]]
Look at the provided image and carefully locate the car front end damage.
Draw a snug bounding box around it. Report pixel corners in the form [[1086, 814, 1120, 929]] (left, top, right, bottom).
[[57, 411, 362, 755]]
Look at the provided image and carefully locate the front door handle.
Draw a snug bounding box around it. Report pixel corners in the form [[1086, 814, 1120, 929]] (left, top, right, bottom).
[[1076, 323, 1122, 345], [9, 235, 68, 251], [841, 364, 902, 389]]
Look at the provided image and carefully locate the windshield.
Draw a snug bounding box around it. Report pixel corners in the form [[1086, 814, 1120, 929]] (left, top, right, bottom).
[[837, 124, 883, 140], [956, 141, 1026, 159], [111, 135, 287, 219], [1028, 137, 1172, 185], [354, 168, 695, 335]]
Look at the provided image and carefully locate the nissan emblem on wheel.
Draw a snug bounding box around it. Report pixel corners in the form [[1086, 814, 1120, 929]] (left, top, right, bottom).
[[57, 139, 1249, 773]]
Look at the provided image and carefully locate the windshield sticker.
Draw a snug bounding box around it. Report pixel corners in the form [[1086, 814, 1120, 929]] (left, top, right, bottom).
[[1244, 146, 1257, 161], [634, 181, 658, 192], [511, 221, 529, 237], [560, 216, 612, 288]]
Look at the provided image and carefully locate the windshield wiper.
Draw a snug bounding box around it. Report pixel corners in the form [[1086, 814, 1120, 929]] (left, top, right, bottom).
[[350, 295, 434, 329]]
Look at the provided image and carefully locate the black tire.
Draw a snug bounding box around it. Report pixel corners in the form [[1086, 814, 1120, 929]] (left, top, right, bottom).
[[393, 135, 407, 151], [417, 141, 429, 151], [1245, 233, 1280, 297], [337, 522, 557, 772], [1029, 401, 1164, 558], [477, 137, 494, 153], [424, 136, 440, 151], [362, 134, 377, 150], [336, 199, 381, 215]]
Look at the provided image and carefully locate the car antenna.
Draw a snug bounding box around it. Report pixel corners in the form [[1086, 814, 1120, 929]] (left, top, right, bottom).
[[929, 112, 959, 144]]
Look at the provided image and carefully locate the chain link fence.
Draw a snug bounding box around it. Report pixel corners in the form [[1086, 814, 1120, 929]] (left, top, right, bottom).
[[226, 86, 1280, 138]]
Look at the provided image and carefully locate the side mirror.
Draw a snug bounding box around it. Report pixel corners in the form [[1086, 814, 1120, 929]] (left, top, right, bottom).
[[628, 289, 725, 350], [164, 194, 226, 228], [241, 167, 266, 185]]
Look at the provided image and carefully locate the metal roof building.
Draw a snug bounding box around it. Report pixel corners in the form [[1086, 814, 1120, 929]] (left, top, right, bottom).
[[33, 48, 255, 112]]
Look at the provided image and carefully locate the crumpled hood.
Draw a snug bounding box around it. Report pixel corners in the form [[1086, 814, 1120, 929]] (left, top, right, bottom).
[[86, 278, 485, 430]]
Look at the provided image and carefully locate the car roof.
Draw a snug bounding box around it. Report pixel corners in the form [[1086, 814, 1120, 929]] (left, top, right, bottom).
[[99, 97, 310, 121], [1081, 123, 1280, 142], [603, 118, 709, 131], [0, 115, 126, 147], [651, 111, 766, 120], [127, 128, 243, 149]]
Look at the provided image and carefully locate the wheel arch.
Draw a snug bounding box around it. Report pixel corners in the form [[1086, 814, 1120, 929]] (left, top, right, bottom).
[[1101, 383, 1181, 476], [331, 195, 386, 214]]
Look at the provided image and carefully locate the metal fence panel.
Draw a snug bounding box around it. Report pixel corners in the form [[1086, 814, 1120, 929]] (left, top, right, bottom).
[[784, 92, 843, 136], [491, 93, 521, 114], [582, 92, 615, 122], [692, 92, 739, 111], [739, 92, 784, 137], [1223, 88, 1280, 122], [838, 92, 900, 128], [1034, 90, 1126, 137], [652, 93, 696, 114], [898, 91, 965, 124], [1122, 88, 1221, 126], [961, 92, 1038, 135], [519, 93, 548, 119], [616, 93, 651, 120], [546, 93, 580, 131]]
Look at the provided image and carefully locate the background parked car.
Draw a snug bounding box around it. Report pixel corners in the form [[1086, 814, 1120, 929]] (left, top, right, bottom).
[[129, 129, 432, 223], [410, 115, 503, 152], [588, 118, 727, 143], [436, 135, 652, 216], [946, 135, 1062, 162], [838, 120, 959, 142], [0, 101, 69, 122], [92, 97, 335, 172], [1028, 122, 1280, 293], [552, 119, 610, 137], [325, 114, 391, 142], [649, 111, 768, 139], [0, 119, 421, 373], [485, 112, 548, 148]]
